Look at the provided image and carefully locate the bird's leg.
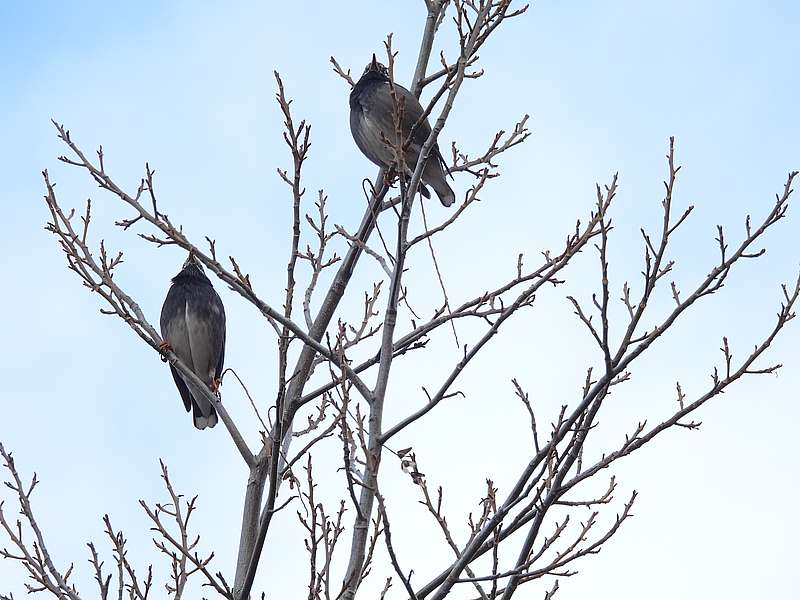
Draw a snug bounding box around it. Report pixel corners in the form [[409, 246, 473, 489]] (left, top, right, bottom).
[[384, 166, 398, 188], [158, 341, 172, 362], [211, 378, 222, 394]]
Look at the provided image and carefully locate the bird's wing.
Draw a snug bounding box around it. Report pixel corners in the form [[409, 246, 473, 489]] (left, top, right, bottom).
[[360, 82, 430, 146], [351, 103, 394, 167], [168, 364, 193, 412], [161, 285, 196, 371], [161, 285, 195, 411], [212, 290, 226, 381], [356, 80, 444, 196], [160, 283, 184, 340], [392, 83, 433, 149], [393, 84, 451, 173], [360, 83, 398, 141]]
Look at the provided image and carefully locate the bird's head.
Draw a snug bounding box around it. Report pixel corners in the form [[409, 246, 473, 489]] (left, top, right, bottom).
[[350, 54, 391, 109], [175, 250, 209, 283], [360, 54, 390, 81], [182, 251, 204, 271]]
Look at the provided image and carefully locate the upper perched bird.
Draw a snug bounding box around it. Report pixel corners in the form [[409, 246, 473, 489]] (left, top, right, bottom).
[[160, 252, 226, 430], [349, 55, 455, 207]]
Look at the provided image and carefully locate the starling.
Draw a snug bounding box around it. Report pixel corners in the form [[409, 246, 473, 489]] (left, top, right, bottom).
[[159, 252, 226, 430], [349, 54, 455, 207]]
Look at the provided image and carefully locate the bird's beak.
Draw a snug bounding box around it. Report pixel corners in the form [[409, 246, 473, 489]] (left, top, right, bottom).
[[371, 53, 378, 69], [182, 250, 200, 269]]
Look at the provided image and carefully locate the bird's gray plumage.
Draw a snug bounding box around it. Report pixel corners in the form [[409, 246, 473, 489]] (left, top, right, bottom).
[[349, 55, 455, 207], [160, 253, 226, 430]]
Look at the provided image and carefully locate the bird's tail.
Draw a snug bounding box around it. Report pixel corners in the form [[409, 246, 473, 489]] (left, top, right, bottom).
[[431, 178, 455, 207], [193, 403, 219, 429], [423, 158, 456, 207], [403, 168, 431, 199], [190, 383, 219, 430]]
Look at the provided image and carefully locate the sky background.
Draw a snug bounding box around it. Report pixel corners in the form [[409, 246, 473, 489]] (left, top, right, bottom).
[[1, 1, 799, 598]]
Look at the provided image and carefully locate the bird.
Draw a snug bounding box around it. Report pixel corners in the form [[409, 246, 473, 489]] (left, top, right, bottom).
[[349, 54, 455, 207], [159, 252, 226, 430]]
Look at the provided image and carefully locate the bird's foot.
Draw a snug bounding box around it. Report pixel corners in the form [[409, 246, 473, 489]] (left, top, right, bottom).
[[211, 378, 222, 394], [158, 341, 172, 362], [383, 167, 398, 189]]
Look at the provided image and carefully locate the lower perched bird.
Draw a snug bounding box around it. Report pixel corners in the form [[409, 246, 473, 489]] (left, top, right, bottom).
[[160, 252, 226, 430], [349, 54, 455, 207]]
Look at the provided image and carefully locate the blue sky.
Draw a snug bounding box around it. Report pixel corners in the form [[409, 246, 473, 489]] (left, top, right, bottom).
[[1, 1, 799, 598]]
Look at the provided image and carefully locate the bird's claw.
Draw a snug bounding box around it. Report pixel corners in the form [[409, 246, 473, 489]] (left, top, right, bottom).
[[159, 341, 172, 362], [383, 167, 397, 188], [211, 378, 222, 394]]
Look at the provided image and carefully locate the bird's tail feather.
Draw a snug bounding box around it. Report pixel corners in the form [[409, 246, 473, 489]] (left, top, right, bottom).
[[435, 147, 453, 179], [193, 403, 218, 430], [431, 178, 455, 207], [423, 158, 456, 207], [405, 168, 431, 199], [188, 381, 219, 430]]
